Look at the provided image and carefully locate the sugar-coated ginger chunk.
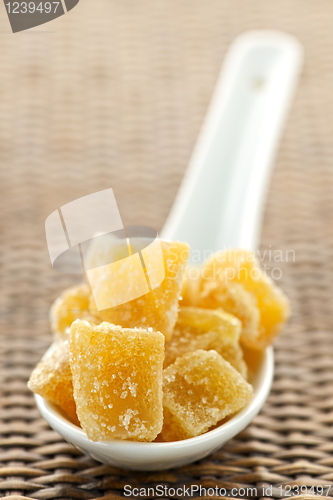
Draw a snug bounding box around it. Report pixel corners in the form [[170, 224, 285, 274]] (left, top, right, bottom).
[[69, 320, 164, 442], [28, 340, 79, 425], [50, 284, 98, 337], [198, 280, 260, 351], [162, 350, 253, 441], [181, 267, 201, 306], [88, 240, 189, 340], [182, 267, 260, 349], [241, 344, 266, 382], [198, 250, 290, 350], [164, 307, 247, 378]]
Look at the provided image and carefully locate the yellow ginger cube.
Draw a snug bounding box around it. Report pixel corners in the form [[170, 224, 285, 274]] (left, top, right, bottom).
[[198, 280, 260, 350], [162, 350, 253, 441], [28, 339, 79, 425], [88, 240, 189, 340], [50, 284, 99, 337], [198, 249, 290, 350], [242, 344, 266, 382], [181, 267, 201, 306], [69, 320, 164, 442], [164, 307, 247, 378]]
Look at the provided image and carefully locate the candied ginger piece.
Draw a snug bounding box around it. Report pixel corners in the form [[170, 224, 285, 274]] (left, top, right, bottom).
[[181, 267, 201, 306], [28, 340, 79, 425], [88, 240, 189, 340], [198, 280, 260, 351], [199, 249, 290, 350], [162, 350, 253, 441], [69, 320, 164, 442], [164, 307, 247, 378], [241, 344, 266, 383], [50, 284, 98, 337]]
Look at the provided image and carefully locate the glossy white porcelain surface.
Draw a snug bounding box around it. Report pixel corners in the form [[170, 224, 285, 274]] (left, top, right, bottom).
[[162, 30, 303, 256]]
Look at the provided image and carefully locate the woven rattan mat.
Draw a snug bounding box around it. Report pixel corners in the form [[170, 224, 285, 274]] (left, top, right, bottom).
[[1, 0, 333, 498]]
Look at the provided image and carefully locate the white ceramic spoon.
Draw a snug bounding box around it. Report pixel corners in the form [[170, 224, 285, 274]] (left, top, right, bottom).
[[162, 30, 303, 254], [35, 30, 303, 471]]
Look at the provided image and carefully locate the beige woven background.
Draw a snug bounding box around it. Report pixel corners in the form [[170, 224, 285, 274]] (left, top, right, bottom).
[[1, 0, 333, 498]]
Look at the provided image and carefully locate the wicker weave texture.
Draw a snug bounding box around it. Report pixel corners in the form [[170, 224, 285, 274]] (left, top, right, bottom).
[[1, 0, 333, 498]]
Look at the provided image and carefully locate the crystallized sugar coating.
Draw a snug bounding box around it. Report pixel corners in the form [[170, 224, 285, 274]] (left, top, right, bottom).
[[88, 241, 189, 340], [182, 267, 261, 349], [69, 320, 164, 442], [162, 350, 253, 441], [50, 284, 99, 337], [27, 340, 79, 424], [198, 250, 290, 349], [198, 280, 260, 351], [164, 307, 247, 378], [181, 267, 201, 306]]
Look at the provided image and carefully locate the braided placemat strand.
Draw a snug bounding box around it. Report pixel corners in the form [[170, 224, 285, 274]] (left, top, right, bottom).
[[1, 0, 333, 498]]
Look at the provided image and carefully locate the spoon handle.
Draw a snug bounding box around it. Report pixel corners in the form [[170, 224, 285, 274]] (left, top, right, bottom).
[[162, 30, 303, 260]]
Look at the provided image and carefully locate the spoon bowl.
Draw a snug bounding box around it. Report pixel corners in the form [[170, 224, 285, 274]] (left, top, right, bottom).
[[35, 344, 273, 471]]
